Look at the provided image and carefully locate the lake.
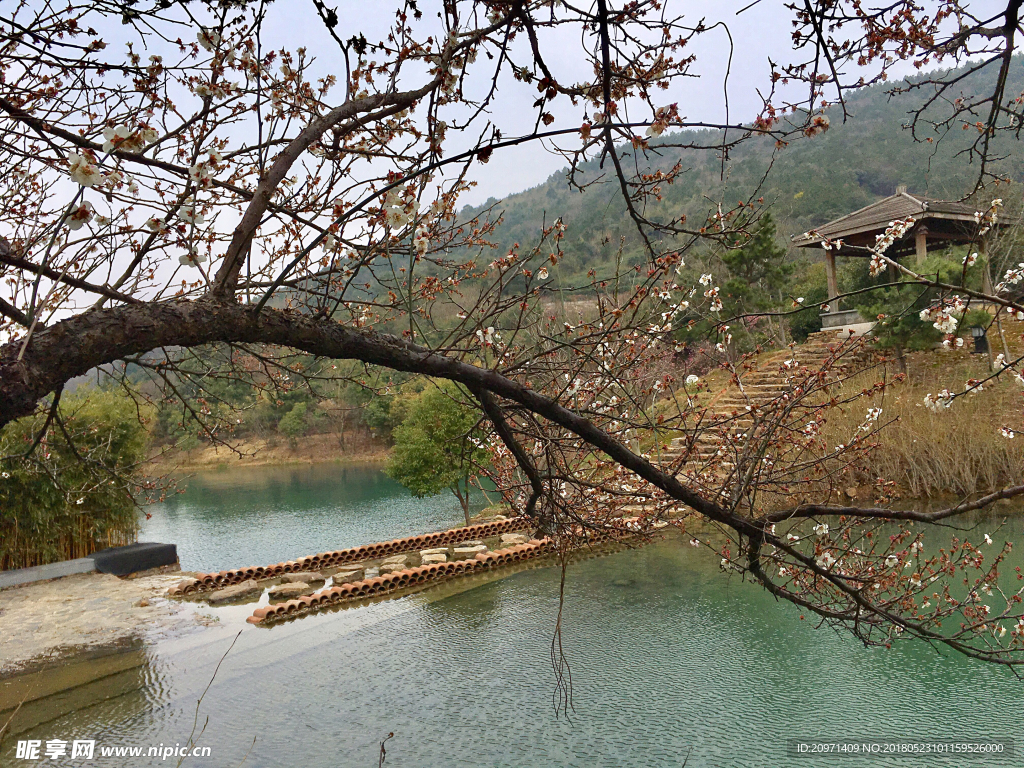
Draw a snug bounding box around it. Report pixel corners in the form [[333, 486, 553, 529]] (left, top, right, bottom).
[[4, 463, 1022, 766]]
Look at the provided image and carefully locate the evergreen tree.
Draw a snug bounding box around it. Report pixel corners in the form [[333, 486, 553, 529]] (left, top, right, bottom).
[[386, 383, 492, 524]]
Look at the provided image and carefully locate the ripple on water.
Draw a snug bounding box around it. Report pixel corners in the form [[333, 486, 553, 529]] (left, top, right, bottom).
[[8, 533, 1023, 766]]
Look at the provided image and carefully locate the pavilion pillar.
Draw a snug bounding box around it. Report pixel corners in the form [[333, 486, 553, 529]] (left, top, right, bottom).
[[824, 250, 839, 308], [980, 235, 994, 294], [915, 225, 929, 265]]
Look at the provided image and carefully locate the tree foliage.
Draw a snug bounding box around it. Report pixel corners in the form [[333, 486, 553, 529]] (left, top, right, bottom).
[[387, 383, 491, 524], [0, 389, 147, 569]]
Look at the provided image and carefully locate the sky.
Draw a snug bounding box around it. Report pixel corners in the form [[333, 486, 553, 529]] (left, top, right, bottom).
[[244, 0, 1005, 207], [253, 0, 807, 206]]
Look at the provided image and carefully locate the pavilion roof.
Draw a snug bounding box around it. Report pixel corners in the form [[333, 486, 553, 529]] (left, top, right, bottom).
[[792, 188, 1007, 248]]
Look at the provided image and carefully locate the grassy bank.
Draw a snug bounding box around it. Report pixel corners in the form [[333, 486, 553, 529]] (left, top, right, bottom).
[[824, 352, 1023, 498]]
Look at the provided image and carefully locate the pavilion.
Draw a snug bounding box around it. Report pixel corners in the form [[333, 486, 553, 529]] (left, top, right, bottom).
[[792, 185, 1009, 334]]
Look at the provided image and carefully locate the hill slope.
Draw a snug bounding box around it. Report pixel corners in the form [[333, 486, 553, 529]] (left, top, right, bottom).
[[461, 59, 1024, 278]]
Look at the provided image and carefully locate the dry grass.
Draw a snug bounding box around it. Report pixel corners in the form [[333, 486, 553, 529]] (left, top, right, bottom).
[[823, 353, 1024, 498]]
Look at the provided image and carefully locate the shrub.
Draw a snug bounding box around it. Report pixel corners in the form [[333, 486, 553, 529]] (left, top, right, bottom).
[[0, 389, 146, 570]]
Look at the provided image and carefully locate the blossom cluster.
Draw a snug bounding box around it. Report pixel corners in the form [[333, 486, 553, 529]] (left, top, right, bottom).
[[923, 389, 954, 412], [867, 217, 915, 277], [918, 295, 966, 334]]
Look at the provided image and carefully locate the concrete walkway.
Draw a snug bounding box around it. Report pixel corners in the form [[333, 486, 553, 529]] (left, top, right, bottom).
[[0, 571, 215, 677]]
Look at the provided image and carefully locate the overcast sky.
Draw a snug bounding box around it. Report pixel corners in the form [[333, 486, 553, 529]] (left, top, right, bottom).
[[202, 0, 1007, 207], [257, 0, 794, 205]]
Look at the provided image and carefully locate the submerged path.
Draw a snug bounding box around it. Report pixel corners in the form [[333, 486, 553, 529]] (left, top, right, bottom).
[[0, 571, 212, 677]]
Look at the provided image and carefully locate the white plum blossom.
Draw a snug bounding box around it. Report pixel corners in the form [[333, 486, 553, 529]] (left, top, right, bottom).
[[885, 554, 899, 568], [689, 538, 700, 547], [964, 252, 979, 267], [178, 249, 207, 267], [386, 204, 413, 229], [685, 374, 700, 387], [865, 407, 882, 421], [67, 152, 101, 187], [1000, 427, 1015, 439], [698, 273, 713, 286], [102, 124, 131, 152], [197, 29, 221, 52], [195, 81, 235, 101], [537, 267, 549, 280], [923, 389, 954, 412], [475, 326, 499, 347], [868, 217, 915, 276], [815, 552, 836, 569], [813, 522, 829, 537], [65, 201, 95, 230], [997, 263, 1024, 291], [413, 227, 429, 256], [178, 204, 204, 225], [919, 302, 961, 334], [984, 533, 993, 545]]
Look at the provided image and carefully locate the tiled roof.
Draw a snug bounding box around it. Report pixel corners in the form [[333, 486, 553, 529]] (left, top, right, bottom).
[[792, 190, 1005, 246]]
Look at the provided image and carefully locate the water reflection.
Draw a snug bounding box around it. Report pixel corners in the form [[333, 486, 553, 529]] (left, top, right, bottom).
[[5, 536, 1024, 767], [0, 642, 154, 739]]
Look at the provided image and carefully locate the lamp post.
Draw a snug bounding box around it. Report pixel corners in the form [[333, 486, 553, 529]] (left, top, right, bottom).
[[971, 325, 989, 355]]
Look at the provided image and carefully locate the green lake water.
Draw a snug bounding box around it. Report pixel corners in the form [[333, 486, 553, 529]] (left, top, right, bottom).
[[3, 463, 1023, 767], [138, 463, 472, 572]]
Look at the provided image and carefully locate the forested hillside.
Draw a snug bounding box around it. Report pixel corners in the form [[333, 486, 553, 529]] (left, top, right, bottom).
[[460, 58, 1024, 280]]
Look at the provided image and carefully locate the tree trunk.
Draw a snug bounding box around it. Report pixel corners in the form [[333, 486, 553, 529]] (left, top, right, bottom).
[[452, 482, 471, 526], [0, 296, 741, 530]]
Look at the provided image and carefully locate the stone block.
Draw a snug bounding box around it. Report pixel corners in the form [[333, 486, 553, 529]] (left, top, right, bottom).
[[380, 555, 408, 566], [268, 581, 314, 599], [331, 569, 364, 585], [499, 533, 529, 546], [420, 547, 449, 556], [452, 545, 488, 560], [456, 540, 485, 548], [421, 553, 447, 564], [206, 579, 261, 604], [379, 562, 408, 575], [280, 571, 325, 584]]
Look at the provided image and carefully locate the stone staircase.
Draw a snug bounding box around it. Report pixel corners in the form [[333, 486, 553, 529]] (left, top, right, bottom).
[[657, 330, 871, 478]]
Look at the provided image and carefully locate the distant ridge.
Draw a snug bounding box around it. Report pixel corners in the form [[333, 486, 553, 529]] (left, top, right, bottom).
[[459, 57, 1024, 279]]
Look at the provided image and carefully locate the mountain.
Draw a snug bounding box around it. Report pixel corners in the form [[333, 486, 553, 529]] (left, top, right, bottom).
[[460, 58, 1024, 279]]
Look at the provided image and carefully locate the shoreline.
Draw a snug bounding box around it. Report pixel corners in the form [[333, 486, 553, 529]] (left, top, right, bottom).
[[145, 433, 389, 473], [0, 568, 212, 681]]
